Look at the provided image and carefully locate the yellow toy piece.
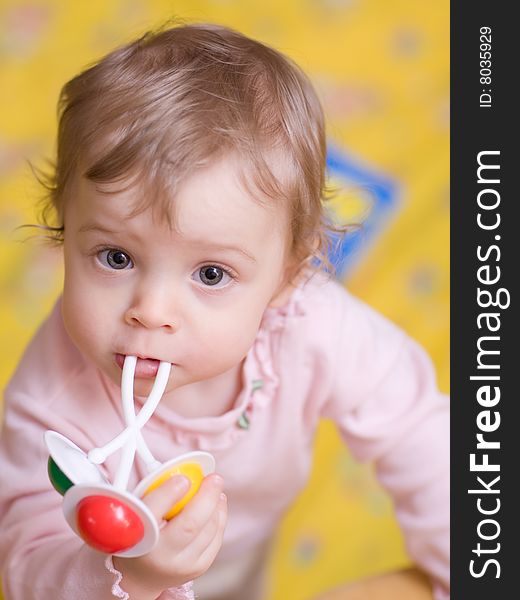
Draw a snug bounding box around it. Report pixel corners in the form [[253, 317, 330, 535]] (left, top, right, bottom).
[[142, 462, 204, 520]]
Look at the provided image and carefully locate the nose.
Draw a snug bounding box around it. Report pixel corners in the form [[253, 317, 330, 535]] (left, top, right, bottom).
[[124, 287, 179, 333]]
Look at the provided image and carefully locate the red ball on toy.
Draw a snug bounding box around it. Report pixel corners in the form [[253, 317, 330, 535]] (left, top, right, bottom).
[[76, 495, 144, 554]]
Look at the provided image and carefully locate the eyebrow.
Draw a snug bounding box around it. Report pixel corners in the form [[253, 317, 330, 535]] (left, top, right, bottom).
[[77, 222, 256, 263], [78, 223, 120, 235], [198, 242, 257, 263]]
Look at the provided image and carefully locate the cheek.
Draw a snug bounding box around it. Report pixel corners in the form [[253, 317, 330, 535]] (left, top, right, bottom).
[[62, 250, 93, 315], [61, 290, 92, 351], [188, 304, 261, 367], [61, 272, 107, 352]]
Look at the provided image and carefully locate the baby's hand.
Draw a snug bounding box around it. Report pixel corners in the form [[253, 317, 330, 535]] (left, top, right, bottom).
[[113, 474, 227, 600]]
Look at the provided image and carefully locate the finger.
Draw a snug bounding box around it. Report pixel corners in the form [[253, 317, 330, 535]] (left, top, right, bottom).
[[164, 474, 223, 543], [183, 492, 227, 560], [140, 474, 191, 522], [156, 493, 227, 582], [190, 493, 228, 574]]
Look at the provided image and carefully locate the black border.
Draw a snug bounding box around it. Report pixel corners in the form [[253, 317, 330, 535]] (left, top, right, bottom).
[[451, 3, 516, 597]]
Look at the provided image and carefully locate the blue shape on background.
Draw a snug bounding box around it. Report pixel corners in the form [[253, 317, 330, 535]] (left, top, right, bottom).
[[325, 145, 399, 277]]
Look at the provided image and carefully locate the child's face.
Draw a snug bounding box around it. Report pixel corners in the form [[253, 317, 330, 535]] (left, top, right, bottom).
[[61, 155, 292, 400]]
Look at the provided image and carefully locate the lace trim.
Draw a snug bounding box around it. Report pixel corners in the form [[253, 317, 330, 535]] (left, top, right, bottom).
[[167, 582, 195, 600], [104, 556, 195, 600], [104, 555, 129, 600]]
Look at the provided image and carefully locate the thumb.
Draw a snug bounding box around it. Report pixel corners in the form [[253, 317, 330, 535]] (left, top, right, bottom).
[[139, 475, 191, 522]]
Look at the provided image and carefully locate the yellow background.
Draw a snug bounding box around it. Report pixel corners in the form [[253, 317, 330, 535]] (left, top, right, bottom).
[[0, 1, 449, 599]]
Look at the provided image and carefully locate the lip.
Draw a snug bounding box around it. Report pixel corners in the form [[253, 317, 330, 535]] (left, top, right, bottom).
[[114, 353, 172, 379]]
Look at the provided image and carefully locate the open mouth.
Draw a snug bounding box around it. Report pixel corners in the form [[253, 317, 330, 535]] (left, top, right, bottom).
[[115, 354, 164, 379]]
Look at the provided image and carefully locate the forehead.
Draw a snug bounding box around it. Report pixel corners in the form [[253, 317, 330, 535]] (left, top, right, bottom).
[[173, 156, 285, 240], [70, 155, 288, 248]]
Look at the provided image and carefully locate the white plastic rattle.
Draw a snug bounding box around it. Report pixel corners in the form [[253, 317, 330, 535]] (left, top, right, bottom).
[[45, 356, 215, 557]]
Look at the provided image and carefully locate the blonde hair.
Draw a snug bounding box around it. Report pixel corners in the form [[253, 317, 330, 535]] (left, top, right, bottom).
[[37, 22, 340, 272]]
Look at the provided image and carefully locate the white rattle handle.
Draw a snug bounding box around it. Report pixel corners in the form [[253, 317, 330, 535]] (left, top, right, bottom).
[[88, 358, 171, 473], [121, 356, 162, 473]]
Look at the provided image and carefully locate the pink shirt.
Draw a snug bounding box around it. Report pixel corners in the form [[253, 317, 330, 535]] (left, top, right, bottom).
[[0, 274, 449, 599]]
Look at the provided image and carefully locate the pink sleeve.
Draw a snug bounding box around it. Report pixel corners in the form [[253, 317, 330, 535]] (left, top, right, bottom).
[[0, 390, 191, 600], [322, 292, 450, 599]]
